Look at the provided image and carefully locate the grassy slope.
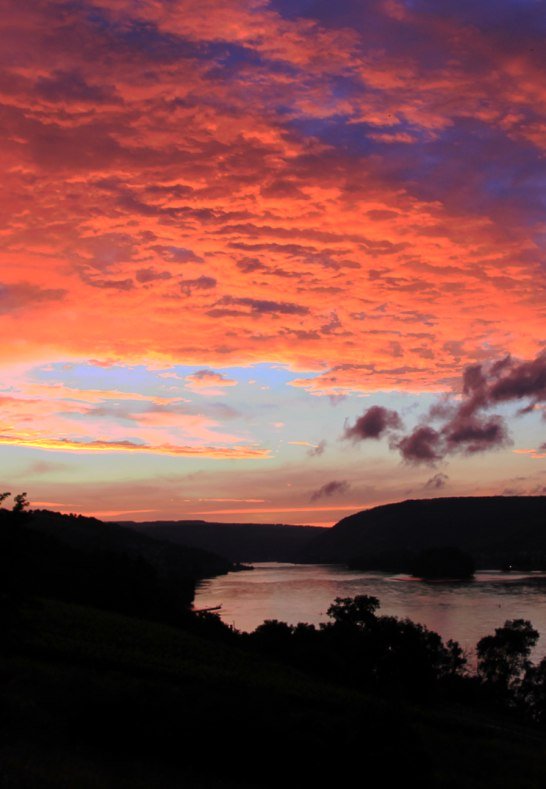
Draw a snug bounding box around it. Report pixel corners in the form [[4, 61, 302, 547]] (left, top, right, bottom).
[[2, 600, 546, 788]]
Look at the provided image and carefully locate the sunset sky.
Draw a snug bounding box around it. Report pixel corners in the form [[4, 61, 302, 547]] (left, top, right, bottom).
[[2, 0, 546, 524]]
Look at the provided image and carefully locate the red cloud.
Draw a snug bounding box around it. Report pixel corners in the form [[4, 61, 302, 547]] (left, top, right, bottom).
[[0, 0, 544, 397]]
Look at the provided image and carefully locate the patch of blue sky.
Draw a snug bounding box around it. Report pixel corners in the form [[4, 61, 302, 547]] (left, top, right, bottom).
[[31, 360, 514, 465], [250, 388, 432, 452], [205, 41, 260, 69], [270, 0, 383, 26], [504, 405, 546, 450], [412, 0, 546, 36], [34, 362, 536, 450], [287, 112, 427, 154], [207, 42, 300, 80], [81, 4, 210, 64], [270, 0, 459, 74], [32, 362, 165, 398], [159, 362, 305, 391], [289, 116, 377, 154], [383, 117, 546, 225], [291, 75, 367, 121], [30, 361, 318, 404], [83, 1, 303, 72], [269, 0, 319, 20], [330, 74, 366, 101], [272, 0, 546, 42]]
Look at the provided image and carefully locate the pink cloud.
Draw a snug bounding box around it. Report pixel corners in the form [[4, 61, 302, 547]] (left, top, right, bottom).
[[0, 433, 269, 459], [185, 369, 238, 395]]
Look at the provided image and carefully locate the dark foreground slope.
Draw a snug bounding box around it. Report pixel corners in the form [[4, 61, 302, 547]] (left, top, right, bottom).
[[4, 598, 546, 789], [126, 519, 323, 562], [301, 496, 546, 568], [1, 599, 420, 788]]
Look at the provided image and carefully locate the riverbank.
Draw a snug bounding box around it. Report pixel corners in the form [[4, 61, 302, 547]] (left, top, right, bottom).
[[195, 563, 546, 662]]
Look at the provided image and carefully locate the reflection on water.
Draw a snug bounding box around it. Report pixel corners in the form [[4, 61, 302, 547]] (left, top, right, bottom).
[[195, 563, 546, 660]]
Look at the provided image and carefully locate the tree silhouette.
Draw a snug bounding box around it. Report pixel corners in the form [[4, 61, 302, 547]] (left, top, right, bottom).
[[326, 595, 380, 630], [477, 619, 539, 693], [12, 492, 29, 513], [518, 657, 546, 723]]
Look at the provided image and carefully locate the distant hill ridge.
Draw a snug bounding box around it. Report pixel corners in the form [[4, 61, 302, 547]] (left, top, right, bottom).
[[123, 520, 324, 562], [300, 496, 546, 569]]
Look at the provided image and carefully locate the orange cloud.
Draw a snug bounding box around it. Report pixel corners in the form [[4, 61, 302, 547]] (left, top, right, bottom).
[[513, 448, 546, 461], [1, 0, 545, 399]]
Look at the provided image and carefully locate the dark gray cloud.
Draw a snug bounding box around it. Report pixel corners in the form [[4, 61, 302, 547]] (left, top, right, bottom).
[[136, 268, 172, 283], [396, 426, 442, 463], [151, 245, 203, 264], [424, 473, 449, 490], [489, 352, 546, 403], [83, 276, 134, 291], [215, 295, 309, 316], [0, 282, 66, 313], [180, 276, 217, 295], [395, 414, 510, 464], [236, 257, 299, 279], [236, 258, 266, 274], [320, 312, 342, 335], [343, 405, 404, 441], [443, 415, 509, 455], [310, 480, 350, 501]]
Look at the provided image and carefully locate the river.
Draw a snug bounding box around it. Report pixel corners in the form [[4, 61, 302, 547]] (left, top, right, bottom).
[[195, 562, 546, 662]]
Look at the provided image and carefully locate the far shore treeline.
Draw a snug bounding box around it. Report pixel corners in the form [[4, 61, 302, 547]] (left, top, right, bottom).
[[4, 493, 546, 787]]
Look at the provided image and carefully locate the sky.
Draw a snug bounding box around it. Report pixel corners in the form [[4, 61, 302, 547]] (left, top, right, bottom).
[[2, 0, 546, 525]]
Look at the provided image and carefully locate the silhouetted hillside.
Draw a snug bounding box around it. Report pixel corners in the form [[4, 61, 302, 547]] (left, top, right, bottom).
[[301, 496, 546, 569], [1, 508, 231, 612], [32, 509, 229, 577], [124, 519, 323, 562]]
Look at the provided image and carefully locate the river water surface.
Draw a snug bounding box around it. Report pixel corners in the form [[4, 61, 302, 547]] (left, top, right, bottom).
[[195, 562, 546, 661]]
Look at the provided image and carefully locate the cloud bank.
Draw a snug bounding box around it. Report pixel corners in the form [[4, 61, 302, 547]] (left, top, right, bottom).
[[346, 351, 546, 464], [1, 0, 545, 388]]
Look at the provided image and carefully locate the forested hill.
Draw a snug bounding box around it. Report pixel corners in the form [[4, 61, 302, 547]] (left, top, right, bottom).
[[31, 509, 230, 578], [2, 508, 231, 610], [300, 496, 546, 569], [124, 520, 323, 562]]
